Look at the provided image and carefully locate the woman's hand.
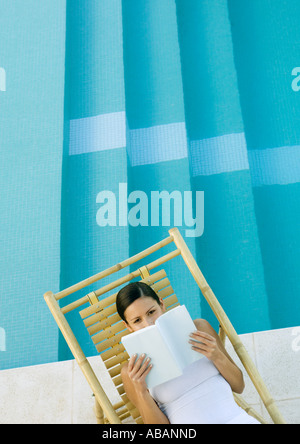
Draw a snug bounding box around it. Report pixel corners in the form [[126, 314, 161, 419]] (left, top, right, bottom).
[[189, 319, 245, 394], [126, 353, 152, 395], [121, 355, 169, 424], [189, 330, 222, 363]]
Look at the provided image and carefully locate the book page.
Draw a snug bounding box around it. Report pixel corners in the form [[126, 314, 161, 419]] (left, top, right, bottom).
[[156, 305, 203, 370], [121, 325, 182, 388]]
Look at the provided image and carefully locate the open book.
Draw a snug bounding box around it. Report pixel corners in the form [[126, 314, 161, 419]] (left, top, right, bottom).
[[121, 305, 203, 389]]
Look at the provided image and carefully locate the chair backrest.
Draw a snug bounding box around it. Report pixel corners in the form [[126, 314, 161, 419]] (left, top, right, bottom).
[[44, 228, 286, 424], [78, 269, 179, 424]]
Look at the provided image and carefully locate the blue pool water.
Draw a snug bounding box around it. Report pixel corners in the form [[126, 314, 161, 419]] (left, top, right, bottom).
[[1, 0, 299, 371]]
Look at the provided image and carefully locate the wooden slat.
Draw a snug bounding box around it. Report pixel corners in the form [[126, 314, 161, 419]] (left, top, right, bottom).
[[105, 351, 129, 369], [166, 302, 180, 311], [112, 374, 123, 387], [158, 286, 174, 300], [95, 330, 130, 353], [117, 385, 125, 396], [108, 364, 122, 378], [116, 406, 130, 417], [92, 322, 126, 346], [81, 300, 114, 321], [83, 304, 116, 328], [87, 292, 118, 315], [141, 269, 167, 286], [113, 400, 126, 411], [151, 277, 170, 292], [88, 313, 121, 335], [85, 303, 117, 326], [119, 412, 131, 421], [129, 407, 141, 420], [101, 344, 126, 362], [164, 294, 179, 309]]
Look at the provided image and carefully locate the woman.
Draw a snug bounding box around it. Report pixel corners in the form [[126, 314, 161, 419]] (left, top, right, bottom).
[[116, 282, 260, 424]]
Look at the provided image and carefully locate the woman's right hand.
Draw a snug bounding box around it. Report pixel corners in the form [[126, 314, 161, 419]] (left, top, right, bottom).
[[126, 353, 152, 395], [121, 354, 169, 424]]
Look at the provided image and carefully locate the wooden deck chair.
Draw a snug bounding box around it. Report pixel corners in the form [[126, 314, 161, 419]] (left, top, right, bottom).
[[44, 228, 286, 424]]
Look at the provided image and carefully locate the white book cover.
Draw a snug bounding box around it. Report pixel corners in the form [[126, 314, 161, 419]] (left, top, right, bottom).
[[121, 305, 203, 388]]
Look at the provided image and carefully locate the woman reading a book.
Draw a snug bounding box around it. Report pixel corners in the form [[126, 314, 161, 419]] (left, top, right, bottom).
[[116, 282, 260, 424]]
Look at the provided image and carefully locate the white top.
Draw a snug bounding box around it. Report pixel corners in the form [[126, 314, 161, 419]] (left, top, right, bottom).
[[150, 357, 260, 424]]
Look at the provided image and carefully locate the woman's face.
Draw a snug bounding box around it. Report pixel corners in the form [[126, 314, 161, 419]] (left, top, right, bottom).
[[124, 296, 165, 332]]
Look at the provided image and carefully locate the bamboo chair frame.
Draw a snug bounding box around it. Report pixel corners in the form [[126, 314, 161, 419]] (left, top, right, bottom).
[[44, 227, 286, 424]]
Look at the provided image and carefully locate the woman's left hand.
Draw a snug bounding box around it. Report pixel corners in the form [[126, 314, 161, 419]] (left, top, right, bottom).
[[189, 330, 222, 363], [189, 320, 245, 394]]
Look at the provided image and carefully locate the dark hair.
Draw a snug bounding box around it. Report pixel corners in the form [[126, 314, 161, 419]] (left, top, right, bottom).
[[116, 282, 161, 322]]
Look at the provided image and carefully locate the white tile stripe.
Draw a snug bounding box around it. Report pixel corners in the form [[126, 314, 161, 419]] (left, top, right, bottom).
[[189, 132, 249, 177], [127, 121, 188, 167], [69, 111, 126, 155], [248, 145, 300, 187], [68, 112, 300, 186]]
